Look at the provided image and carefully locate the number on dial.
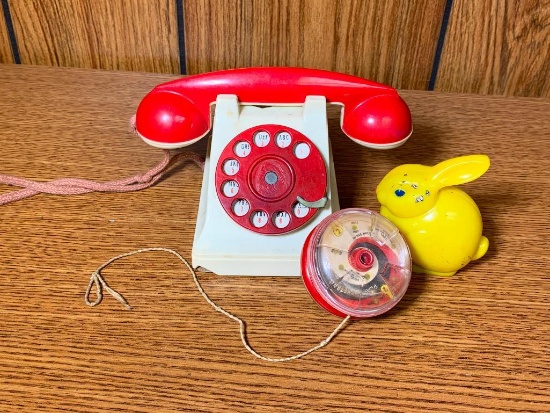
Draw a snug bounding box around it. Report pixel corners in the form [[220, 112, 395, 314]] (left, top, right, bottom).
[[253, 131, 270, 147], [222, 159, 240, 176], [234, 141, 251, 157], [274, 211, 291, 229], [251, 211, 269, 228], [294, 142, 310, 159], [276, 131, 292, 148], [232, 199, 250, 216], [293, 202, 310, 218], [222, 180, 239, 197]]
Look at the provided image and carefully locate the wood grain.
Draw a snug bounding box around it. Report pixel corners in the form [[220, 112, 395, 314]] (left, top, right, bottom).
[[183, 0, 446, 90], [0, 64, 549, 412], [9, 0, 179, 73], [0, 3, 14, 64], [436, 0, 550, 97]]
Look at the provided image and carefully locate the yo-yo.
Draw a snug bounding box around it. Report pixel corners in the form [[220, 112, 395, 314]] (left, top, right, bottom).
[[301, 208, 411, 318]]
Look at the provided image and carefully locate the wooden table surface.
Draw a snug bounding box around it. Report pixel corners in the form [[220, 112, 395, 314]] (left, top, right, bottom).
[[0, 65, 548, 412]]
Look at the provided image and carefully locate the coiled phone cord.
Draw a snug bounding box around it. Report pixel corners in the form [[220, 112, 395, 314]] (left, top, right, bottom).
[[85, 247, 351, 362], [0, 149, 204, 205]]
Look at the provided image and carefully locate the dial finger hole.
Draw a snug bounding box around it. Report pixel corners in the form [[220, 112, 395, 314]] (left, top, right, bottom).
[[292, 201, 310, 218], [222, 180, 239, 197], [275, 131, 292, 148], [253, 131, 270, 147], [273, 211, 291, 229], [232, 199, 250, 217], [222, 159, 240, 176], [251, 211, 269, 228], [293, 142, 310, 159], [234, 141, 252, 157]]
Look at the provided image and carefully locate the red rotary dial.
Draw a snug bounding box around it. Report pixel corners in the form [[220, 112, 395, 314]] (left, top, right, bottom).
[[215, 125, 327, 235]]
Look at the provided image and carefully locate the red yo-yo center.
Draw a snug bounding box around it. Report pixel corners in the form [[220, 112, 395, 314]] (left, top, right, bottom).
[[348, 247, 375, 272]]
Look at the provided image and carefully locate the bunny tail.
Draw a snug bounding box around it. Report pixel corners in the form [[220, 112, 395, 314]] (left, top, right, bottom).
[[472, 236, 489, 261]]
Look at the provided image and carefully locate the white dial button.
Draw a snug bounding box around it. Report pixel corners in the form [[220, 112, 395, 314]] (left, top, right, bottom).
[[222, 180, 239, 197], [274, 211, 291, 229], [232, 199, 250, 216], [234, 141, 252, 157], [293, 202, 310, 218], [251, 211, 269, 228], [275, 132, 292, 148], [222, 159, 240, 176], [294, 142, 310, 159], [253, 131, 270, 147]]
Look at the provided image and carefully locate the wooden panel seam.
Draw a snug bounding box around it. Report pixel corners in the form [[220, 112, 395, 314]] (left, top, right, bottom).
[[176, 0, 186, 74], [428, 0, 455, 90], [0, 0, 19, 63]]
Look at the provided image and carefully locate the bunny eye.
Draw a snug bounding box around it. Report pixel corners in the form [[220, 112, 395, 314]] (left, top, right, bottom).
[[425, 190, 430, 195], [395, 189, 406, 197]]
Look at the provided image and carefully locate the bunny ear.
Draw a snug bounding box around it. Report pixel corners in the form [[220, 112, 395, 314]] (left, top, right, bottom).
[[431, 155, 490, 188]]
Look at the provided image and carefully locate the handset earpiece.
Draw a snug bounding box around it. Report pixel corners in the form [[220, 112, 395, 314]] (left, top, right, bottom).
[[341, 93, 412, 149], [134, 90, 209, 149]]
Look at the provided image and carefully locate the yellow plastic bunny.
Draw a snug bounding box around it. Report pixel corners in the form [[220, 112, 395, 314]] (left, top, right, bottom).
[[376, 155, 490, 276]]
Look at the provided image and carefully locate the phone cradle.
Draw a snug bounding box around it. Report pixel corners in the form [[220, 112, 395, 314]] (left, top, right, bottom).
[[192, 95, 339, 276]]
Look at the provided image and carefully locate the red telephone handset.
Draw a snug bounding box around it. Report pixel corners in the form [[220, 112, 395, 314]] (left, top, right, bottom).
[[135, 67, 412, 149]]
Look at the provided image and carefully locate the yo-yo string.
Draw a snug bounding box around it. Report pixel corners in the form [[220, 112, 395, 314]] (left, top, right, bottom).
[[85, 247, 351, 362], [0, 150, 204, 205]]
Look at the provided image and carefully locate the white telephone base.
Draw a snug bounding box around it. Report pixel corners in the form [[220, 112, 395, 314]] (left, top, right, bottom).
[[192, 95, 339, 276]]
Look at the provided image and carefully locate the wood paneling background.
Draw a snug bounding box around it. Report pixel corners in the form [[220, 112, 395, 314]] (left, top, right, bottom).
[[436, 0, 550, 97], [8, 0, 180, 73], [1, 0, 549, 97], [183, 0, 446, 90]]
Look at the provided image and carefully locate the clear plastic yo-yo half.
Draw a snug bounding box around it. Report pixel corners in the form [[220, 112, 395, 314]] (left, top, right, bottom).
[[301, 208, 412, 318]]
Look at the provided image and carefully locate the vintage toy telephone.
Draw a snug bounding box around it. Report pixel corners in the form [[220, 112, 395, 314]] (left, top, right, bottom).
[[134, 67, 412, 284]]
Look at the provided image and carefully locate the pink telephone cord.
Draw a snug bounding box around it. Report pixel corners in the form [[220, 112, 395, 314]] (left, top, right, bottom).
[[0, 150, 204, 205]]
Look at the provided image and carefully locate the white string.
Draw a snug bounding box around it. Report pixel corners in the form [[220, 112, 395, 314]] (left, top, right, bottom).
[[85, 247, 351, 362]]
